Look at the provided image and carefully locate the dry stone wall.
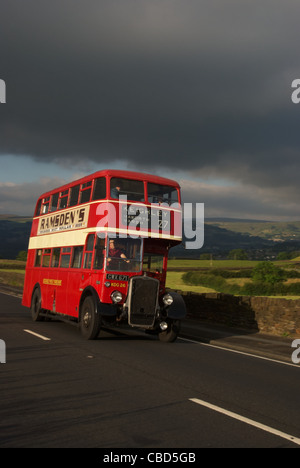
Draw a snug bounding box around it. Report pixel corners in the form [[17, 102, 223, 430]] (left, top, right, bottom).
[[180, 291, 300, 337]]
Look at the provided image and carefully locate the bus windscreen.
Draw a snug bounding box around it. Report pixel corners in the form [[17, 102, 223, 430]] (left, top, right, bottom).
[[106, 237, 142, 272]]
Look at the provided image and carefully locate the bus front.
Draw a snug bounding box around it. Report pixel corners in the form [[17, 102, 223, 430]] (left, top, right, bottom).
[[96, 177, 186, 342]]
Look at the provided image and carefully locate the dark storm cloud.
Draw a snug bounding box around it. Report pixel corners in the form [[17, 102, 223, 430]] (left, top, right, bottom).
[[1, 0, 300, 192]]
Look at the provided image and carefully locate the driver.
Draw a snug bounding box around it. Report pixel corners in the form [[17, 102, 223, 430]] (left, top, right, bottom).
[[108, 239, 130, 264]]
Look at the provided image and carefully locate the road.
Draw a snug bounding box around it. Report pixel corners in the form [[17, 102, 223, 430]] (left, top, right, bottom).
[[0, 292, 300, 448]]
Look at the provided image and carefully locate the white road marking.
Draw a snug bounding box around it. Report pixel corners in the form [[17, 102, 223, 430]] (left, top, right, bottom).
[[24, 329, 51, 341], [179, 336, 299, 368], [190, 398, 300, 446]]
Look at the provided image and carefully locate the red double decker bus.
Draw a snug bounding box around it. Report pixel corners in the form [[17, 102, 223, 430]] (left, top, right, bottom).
[[22, 169, 186, 342]]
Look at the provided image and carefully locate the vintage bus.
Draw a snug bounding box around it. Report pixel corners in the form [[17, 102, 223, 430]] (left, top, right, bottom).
[[22, 169, 186, 342]]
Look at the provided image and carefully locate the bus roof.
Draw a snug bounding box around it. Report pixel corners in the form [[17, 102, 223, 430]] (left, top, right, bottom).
[[38, 169, 181, 199]]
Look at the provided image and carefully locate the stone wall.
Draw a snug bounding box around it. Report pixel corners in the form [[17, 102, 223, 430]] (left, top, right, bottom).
[[180, 291, 300, 337]]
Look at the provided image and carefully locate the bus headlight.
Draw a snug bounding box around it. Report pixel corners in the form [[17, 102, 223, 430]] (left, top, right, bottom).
[[163, 293, 173, 306], [111, 290, 123, 304]]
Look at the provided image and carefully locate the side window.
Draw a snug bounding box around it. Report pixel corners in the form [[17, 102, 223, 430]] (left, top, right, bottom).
[[42, 249, 51, 267], [93, 177, 106, 200], [35, 249, 42, 267], [42, 197, 50, 214], [84, 234, 95, 269], [94, 237, 105, 270], [51, 193, 59, 212], [72, 246, 84, 268], [51, 248, 61, 268], [69, 185, 80, 207], [60, 247, 71, 268], [35, 199, 42, 217], [59, 190, 69, 210], [79, 181, 92, 204]]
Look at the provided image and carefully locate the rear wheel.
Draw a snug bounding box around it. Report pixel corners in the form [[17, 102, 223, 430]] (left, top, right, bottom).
[[31, 288, 44, 322], [80, 296, 101, 340], [158, 319, 181, 343]]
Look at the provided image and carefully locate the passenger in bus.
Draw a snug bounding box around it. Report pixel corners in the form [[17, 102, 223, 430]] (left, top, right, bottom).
[[110, 184, 121, 199]]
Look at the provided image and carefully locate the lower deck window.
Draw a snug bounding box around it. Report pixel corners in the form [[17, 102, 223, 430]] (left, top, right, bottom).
[[60, 248, 71, 268]]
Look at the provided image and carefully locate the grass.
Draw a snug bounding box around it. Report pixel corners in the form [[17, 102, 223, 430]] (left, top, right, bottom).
[[0, 270, 25, 288], [168, 259, 260, 269], [166, 271, 215, 293], [0, 260, 26, 288], [0, 259, 27, 269], [168, 259, 300, 269]]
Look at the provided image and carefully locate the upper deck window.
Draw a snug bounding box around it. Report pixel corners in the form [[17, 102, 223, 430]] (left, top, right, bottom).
[[50, 193, 59, 212], [93, 177, 106, 201], [147, 183, 179, 205], [110, 178, 144, 202], [35, 199, 42, 217], [69, 185, 80, 207], [41, 197, 50, 214], [79, 181, 92, 204], [59, 190, 69, 210]]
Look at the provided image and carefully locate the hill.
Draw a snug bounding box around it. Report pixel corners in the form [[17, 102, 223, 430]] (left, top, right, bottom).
[[206, 219, 300, 242], [1, 214, 300, 260], [0, 219, 32, 259], [170, 223, 274, 258]]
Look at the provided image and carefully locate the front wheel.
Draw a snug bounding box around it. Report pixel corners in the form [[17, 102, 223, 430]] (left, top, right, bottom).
[[80, 296, 101, 340], [158, 319, 181, 343]]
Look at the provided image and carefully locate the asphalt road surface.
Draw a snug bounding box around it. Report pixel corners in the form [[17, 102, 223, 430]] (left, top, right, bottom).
[[1, 292, 300, 448]]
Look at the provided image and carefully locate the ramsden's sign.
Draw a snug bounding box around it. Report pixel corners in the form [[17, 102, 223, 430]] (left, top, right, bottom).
[[38, 206, 90, 235]]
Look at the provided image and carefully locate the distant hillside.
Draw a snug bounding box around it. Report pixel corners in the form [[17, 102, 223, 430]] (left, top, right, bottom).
[[206, 219, 300, 242], [0, 219, 32, 259], [1, 214, 299, 260], [170, 223, 274, 258]]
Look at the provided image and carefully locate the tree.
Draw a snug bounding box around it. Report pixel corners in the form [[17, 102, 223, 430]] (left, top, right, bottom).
[[16, 251, 27, 262], [200, 253, 211, 260], [228, 249, 248, 260], [252, 261, 285, 285]]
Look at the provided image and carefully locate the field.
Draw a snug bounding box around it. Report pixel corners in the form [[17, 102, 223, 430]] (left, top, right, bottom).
[[1, 258, 300, 298], [165, 271, 215, 293], [167, 259, 261, 269], [0, 260, 26, 289], [166, 259, 300, 299], [166, 259, 255, 293]]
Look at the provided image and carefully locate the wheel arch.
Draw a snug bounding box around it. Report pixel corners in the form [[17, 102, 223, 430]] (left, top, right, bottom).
[[78, 286, 100, 320], [79, 286, 118, 319]]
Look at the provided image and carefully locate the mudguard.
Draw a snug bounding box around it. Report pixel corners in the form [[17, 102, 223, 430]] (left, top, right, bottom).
[[80, 286, 118, 317], [165, 291, 187, 320]]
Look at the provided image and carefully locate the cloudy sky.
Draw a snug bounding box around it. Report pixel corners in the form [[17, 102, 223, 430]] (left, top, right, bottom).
[[1, 0, 300, 220]]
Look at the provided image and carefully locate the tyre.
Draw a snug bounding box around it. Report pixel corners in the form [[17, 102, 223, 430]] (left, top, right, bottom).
[[158, 319, 181, 343], [31, 288, 44, 322], [80, 296, 101, 340]]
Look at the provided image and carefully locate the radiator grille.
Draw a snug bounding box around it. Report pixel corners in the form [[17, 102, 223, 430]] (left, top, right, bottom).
[[128, 277, 159, 327]]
